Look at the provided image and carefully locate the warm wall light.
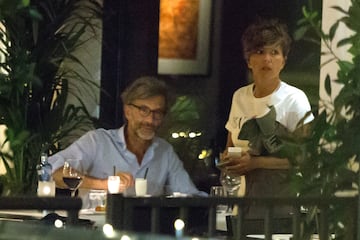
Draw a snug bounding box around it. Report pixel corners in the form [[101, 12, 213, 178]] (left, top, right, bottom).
[[188, 132, 196, 138], [198, 149, 211, 160], [179, 131, 186, 137], [171, 131, 202, 139]]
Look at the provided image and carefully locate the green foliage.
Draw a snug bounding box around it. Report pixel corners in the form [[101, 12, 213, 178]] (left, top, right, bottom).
[[0, 0, 102, 195], [158, 95, 207, 173], [290, 0, 360, 238], [293, 0, 360, 195]]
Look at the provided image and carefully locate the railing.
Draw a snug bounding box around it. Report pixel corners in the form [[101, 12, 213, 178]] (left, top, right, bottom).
[[106, 194, 358, 239], [0, 196, 82, 224]]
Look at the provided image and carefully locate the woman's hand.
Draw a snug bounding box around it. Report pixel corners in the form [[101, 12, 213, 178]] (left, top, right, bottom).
[[221, 151, 290, 175], [216, 150, 231, 170], [223, 151, 256, 175]]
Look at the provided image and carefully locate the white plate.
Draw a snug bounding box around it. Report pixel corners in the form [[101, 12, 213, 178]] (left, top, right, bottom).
[[80, 209, 105, 215]]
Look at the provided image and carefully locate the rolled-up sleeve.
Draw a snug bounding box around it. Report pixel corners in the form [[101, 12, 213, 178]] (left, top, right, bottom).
[[166, 148, 208, 197], [48, 131, 97, 173]]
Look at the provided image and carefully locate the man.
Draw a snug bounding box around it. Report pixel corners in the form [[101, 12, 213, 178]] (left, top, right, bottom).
[[49, 76, 206, 196]]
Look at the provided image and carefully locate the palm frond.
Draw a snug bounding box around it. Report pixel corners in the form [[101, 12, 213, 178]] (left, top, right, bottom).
[[0, 0, 102, 195]]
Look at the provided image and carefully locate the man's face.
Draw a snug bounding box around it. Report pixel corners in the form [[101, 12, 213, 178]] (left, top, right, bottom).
[[124, 95, 166, 141]]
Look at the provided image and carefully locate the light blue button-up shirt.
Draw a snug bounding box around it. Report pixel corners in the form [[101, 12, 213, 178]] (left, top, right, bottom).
[[48, 126, 206, 196]]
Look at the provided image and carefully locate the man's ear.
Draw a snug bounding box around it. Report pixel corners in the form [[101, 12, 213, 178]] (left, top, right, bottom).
[[123, 104, 130, 119]]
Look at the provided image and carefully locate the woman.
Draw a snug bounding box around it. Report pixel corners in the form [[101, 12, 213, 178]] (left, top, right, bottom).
[[221, 17, 314, 218]]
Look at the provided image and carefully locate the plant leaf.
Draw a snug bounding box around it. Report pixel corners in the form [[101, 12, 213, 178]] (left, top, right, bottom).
[[324, 74, 332, 97]]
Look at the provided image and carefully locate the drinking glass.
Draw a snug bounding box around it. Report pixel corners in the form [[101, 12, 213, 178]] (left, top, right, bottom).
[[107, 175, 121, 194], [89, 189, 107, 211], [210, 186, 227, 213], [135, 178, 147, 196], [220, 171, 241, 196], [220, 171, 241, 213], [62, 160, 83, 197]]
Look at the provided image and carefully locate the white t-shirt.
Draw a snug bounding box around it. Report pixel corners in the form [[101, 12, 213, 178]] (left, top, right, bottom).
[[225, 81, 314, 150]]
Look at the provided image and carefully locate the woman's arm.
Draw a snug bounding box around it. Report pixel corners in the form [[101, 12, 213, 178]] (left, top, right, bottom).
[[225, 151, 290, 175], [222, 131, 290, 175], [220, 132, 234, 161]]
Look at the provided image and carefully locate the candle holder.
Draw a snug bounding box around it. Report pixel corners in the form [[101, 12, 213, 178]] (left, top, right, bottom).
[[37, 181, 56, 197], [107, 176, 121, 194]]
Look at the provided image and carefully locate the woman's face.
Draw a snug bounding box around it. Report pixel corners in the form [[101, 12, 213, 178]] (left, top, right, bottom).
[[247, 44, 286, 82]]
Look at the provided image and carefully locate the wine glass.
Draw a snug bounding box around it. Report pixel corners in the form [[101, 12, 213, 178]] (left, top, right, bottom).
[[220, 171, 241, 213], [220, 171, 241, 197], [62, 160, 83, 197]]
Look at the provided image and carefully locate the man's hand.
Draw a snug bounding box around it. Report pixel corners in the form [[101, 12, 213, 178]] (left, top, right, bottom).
[[116, 172, 134, 192]]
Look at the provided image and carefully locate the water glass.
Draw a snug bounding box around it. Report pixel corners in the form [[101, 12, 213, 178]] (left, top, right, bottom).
[[210, 186, 225, 196], [210, 186, 227, 213], [220, 172, 241, 213], [89, 189, 107, 211], [220, 172, 241, 196]]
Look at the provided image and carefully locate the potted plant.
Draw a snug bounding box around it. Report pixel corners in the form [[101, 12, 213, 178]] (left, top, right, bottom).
[[0, 0, 102, 195], [285, 0, 360, 238]]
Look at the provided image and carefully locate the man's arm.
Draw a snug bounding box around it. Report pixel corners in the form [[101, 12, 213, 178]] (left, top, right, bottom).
[[166, 149, 207, 196], [52, 168, 134, 192], [52, 167, 107, 190]]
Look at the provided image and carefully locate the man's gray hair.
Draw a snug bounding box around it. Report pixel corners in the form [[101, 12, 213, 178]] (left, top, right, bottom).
[[121, 76, 169, 109]]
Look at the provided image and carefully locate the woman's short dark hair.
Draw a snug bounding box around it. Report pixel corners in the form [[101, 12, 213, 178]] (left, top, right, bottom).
[[241, 17, 292, 61], [121, 76, 169, 109]]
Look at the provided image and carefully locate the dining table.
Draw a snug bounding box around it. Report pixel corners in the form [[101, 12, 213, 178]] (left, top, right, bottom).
[[0, 196, 231, 238], [4, 192, 340, 239]]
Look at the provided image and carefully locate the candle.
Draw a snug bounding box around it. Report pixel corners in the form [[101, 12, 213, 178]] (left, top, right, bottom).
[[107, 176, 121, 194], [174, 219, 185, 238], [37, 181, 56, 197]]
